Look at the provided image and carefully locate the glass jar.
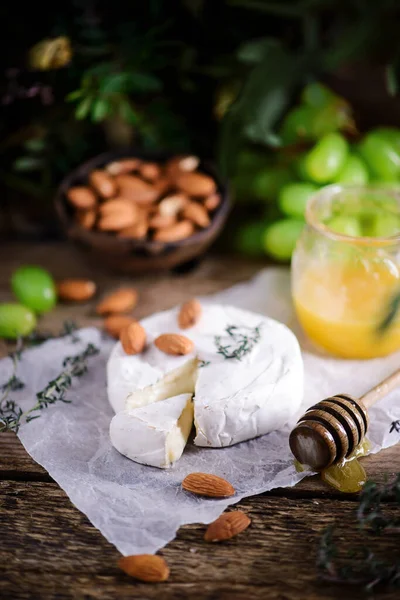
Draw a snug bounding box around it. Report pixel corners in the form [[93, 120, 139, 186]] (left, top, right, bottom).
[[291, 185, 400, 359]]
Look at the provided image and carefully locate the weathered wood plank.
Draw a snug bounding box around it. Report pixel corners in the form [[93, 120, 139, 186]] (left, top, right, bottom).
[[1, 480, 399, 600], [0, 242, 264, 357], [1, 432, 399, 497], [1, 243, 400, 599]]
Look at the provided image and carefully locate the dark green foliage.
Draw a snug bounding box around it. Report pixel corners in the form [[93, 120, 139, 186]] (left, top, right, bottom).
[[317, 474, 400, 592], [2, 0, 400, 226]]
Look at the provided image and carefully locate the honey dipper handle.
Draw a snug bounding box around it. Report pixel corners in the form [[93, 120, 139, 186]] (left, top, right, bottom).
[[360, 368, 400, 408]]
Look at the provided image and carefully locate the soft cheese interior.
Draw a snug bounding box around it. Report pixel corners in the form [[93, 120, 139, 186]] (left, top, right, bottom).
[[108, 304, 304, 467], [110, 393, 194, 468]]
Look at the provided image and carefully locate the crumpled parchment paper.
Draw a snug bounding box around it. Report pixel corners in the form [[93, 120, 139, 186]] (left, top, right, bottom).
[[1, 268, 400, 555]]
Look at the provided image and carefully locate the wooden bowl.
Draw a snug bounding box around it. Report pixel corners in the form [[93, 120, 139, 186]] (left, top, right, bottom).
[[55, 149, 230, 273]]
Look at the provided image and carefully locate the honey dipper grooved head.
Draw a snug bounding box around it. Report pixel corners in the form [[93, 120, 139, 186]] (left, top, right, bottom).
[[289, 394, 369, 471]]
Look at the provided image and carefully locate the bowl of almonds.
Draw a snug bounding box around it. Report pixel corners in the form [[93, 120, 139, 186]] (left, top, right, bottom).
[[55, 149, 229, 273]]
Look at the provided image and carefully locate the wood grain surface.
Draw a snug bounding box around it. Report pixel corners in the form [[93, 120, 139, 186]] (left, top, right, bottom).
[[1, 242, 400, 600]]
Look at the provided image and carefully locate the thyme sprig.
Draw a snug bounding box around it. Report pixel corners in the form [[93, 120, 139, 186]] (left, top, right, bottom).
[[215, 324, 261, 360], [0, 342, 99, 433], [0, 344, 25, 431], [318, 474, 400, 592], [1, 374, 25, 393], [198, 360, 211, 368], [0, 325, 99, 433]]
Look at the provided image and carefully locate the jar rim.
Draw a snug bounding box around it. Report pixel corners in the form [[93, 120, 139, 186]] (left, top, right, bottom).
[[306, 184, 400, 247]]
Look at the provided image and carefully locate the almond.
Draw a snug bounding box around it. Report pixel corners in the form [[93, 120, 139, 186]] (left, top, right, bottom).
[[118, 554, 169, 583], [106, 158, 141, 175], [57, 279, 96, 302], [120, 322, 146, 355], [159, 194, 188, 217], [176, 172, 216, 197], [204, 511, 251, 542], [98, 199, 139, 231], [153, 220, 194, 243], [89, 169, 117, 198], [183, 202, 210, 228], [154, 333, 194, 356], [115, 174, 158, 205], [96, 288, 138, 315], [149, 213, 177, 229], [204, 193, 221, 211], [166, 155, 200, 179], [67, 186, 97, 209], [182, 473, 235, 498], [99, 198, 139, 217], [98, 213, 136, 231], [178, 298, 202, 329], [117, 221, 149, 240], [153, 177, 171, 196], [76, 209, 96, 229], [139, 162, 161, 181], [104, 314, 136, 338]]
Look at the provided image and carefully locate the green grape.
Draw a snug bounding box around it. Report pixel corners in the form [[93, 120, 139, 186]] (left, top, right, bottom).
[[263, 219, 304, 261], [278, 182, 319, 218], [0, 303, 37, 339], [304, 133, 348, 183], [236, 222, 266, 256], [335, 154, 369, 185], [326, 216, 362, 237], [11, 265, 57, 314], [372, 127, 400, 153], [311, 102, 353, 139], [359, 132, 400, 181], [301, 82, 336, 108], [365, 213, 400, 238], [280, 105, 316, 145], [252, 167, 292, 201]]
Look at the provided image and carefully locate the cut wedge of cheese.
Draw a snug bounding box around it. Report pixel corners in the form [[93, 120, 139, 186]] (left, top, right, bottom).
[[125, 359, 197, 410], [108, 304, 304, 453], [110, 393, 194, 468]]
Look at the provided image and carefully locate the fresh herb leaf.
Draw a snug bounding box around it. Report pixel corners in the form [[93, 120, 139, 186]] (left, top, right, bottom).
[[0, 375, 24, 393], [198, 359, 211, 368], [0, 342, 99, 433], [215, 324, 261, 360]]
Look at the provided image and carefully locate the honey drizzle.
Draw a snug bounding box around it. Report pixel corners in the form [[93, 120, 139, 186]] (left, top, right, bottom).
[[296, 439, 371, 493]]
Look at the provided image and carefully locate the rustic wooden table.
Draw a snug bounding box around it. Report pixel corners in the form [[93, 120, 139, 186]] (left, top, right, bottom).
[[1, 242, 399, 600]]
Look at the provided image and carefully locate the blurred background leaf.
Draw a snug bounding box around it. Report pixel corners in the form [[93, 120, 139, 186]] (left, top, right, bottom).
[[1, 0, 400, 239]]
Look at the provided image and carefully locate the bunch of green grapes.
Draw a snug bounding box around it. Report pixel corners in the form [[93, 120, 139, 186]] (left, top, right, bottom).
[[234, 83, 400, 261]]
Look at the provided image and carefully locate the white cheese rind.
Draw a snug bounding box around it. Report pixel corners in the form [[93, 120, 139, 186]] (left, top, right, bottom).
[[193, 308, 303, 447], [107, 304, 304, 449], [110, 393, 194, 468]]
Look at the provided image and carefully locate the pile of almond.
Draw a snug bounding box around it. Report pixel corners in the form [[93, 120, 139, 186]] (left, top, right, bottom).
[[66, 155, 221, 243]]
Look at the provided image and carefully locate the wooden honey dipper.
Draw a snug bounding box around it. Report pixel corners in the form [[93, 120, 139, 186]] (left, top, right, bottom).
[[289, 368, 400, 471]]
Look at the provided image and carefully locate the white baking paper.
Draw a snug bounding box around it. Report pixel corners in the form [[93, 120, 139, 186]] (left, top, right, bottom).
[[1, 268, 400, 555]]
